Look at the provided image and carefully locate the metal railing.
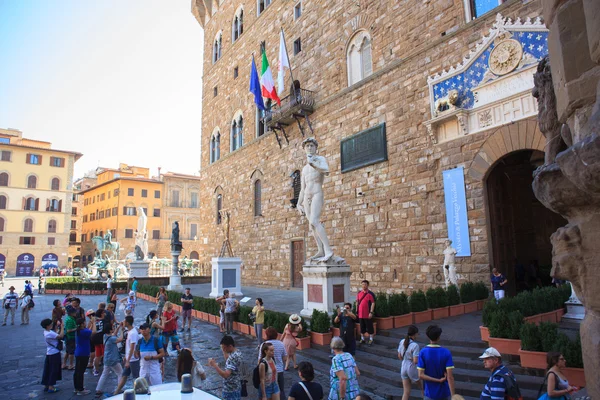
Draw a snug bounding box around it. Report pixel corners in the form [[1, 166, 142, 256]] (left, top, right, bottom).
[[265, 88, 316, 127]]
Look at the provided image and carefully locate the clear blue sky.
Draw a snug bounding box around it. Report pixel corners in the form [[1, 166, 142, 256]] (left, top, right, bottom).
[[0, 0, 204, 179]]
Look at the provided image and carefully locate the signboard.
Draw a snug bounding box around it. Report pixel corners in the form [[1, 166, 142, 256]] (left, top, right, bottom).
[[0, 253, 5, 271], [341, 123, 388, 173], [16, 253, 35, 277], [442, 167, 471, 256], [42, 253, 59, 269]]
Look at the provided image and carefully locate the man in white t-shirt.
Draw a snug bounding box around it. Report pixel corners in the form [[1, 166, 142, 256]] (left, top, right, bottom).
[[20, 291, 32, 325], [114, 316, 140, 395], [2, 286, 19, 326]]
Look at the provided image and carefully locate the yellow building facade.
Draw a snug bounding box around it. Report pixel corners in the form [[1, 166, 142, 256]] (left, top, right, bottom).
[[80, 164, 163, 262], [0, 128, 82, 275]]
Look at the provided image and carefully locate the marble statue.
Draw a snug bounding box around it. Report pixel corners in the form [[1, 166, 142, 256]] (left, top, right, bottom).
[[442, 239, 458, 288], [135, 207, 148, 260], [297, 137, 334, 262], [531, 5, 600, 394], [171, 221, 183, 251]]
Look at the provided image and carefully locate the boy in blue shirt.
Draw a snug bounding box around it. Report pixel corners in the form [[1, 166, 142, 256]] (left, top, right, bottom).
[[417, 325, 455, 400]]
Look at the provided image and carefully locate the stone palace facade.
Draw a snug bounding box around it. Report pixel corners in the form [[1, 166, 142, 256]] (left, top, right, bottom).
[[190, 0, 564, 293]]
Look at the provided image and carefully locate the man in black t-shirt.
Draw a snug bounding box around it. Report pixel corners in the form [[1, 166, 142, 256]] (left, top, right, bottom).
[[91, 309, 112, 375], [334, 302, 358, 355], [180, 288, 194, 333], [288, 361, 323, 400]]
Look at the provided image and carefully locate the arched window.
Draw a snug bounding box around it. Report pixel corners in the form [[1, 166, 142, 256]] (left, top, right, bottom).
[[0, 172, 8, 186], [51, 178, 60, 191], [190, 250, 199, 260], [48, 219, 57, 233], [347, 31, 373, 86], [257, 0, 272, 16], [232, 8, 244, 42], [48, 199, 62, 212], [291, 170, 301, 208], [27, 175, 37, 189], [24, 197, 37, 211], [231, 114, 244, 151], [0, 217, 4, 232], [254, 179, 262, 216], [216, 194, 223, 224], [24, 218, 33, 232], [210, 131, 221, 163], [213, 32, 222, 63], [0, 195, 6, 209], [69, 232, 77, 242]]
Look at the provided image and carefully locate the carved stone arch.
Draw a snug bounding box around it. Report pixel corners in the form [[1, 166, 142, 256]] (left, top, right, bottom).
[[343, 14, 374, 40], [250, 169, 263, 182], [211, 126, 221, 139], [467, 118, 545, 181]]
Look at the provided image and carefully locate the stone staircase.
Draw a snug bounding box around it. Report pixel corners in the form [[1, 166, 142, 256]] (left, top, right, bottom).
[[302, 328, 545, 400]]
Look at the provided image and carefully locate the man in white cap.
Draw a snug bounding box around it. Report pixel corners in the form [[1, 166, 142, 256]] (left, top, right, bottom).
[[2, 286, 19, 325], [479, 347, 521, 400]]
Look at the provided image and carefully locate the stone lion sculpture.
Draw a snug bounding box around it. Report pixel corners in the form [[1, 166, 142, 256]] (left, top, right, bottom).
[[434, 89, 459, 116]]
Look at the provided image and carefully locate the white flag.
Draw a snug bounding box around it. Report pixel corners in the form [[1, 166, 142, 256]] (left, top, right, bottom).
[[277, 30, 290, 96]]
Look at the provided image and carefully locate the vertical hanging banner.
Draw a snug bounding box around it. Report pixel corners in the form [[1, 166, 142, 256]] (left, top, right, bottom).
[[443, 167, 471, 256]]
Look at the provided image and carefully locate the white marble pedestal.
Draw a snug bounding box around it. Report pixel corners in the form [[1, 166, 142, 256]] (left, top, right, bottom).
[[209, 257, 243, 298], [563, 282, 585, 321], [129, 261, 150, 278], [300, 257, 352, 317], [168, 250, 183, 292]]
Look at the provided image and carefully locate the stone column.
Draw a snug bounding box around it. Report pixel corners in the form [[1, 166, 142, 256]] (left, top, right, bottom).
[[168, 249, 182, 292]]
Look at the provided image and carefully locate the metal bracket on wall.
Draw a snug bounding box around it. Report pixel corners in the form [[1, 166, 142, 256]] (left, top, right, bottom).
[[293, 109, 314, 137], [270, 123, 289, 148]]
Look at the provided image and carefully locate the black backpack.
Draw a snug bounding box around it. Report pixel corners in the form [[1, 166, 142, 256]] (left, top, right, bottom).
[[252, 359, 267, 389], [27, 298, 35, 309], [117, 329, 128, 355]]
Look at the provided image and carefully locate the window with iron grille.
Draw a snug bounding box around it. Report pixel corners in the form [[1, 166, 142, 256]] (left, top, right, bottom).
[[0, 150, 11, 162], [141, 189, 148, 198], [254, 179, 262, 216], [127, 188, 134, 196], [71, 220, 77, 229], [154, 190, 160, 198], [48, 237, 56, 245]]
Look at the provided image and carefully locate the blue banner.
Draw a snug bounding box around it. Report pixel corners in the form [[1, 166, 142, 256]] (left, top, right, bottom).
[[443, 167, 471, 257]]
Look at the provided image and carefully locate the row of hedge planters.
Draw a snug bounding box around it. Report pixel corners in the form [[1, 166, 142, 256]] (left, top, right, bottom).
[[135, 285, 313, 348], [45, 278, 128, 294], [371, 281, 490, 330], [519, 321, 585, 387], [479, 285, 572, 354]]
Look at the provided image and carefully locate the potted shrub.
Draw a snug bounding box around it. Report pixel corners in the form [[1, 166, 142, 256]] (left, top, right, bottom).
[[331, 313, 340, 337], [389, 292, 412, 328], [487, 310, 523, 355], [518, 323, 546, 369], [373, 293, 394, 330], [409, 290, 431, 323], [309, 309, 332, 346], [447, 285, 464, 316], [556, 335, 585, 387], [296, 319, 311, 350], [480, 300, 499, 341], [427, 287, 449, 320], [474, 281, 490, 310], [460, 282, 478, 313]]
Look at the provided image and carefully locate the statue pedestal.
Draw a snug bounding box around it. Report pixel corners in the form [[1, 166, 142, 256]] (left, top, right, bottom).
[[129, 261, 150, 278], [209, 257, 243, 298], [563, 282, 585, 321], [300, 257, 352, 317], [168, 250, 183, 292]]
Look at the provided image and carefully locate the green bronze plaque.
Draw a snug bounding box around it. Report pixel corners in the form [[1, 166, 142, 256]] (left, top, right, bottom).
[[340, 123, 388, 173]]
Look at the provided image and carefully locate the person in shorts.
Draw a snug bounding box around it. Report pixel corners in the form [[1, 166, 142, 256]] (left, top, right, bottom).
[[356, 280, 376, 345], [63, 306, 77, 370], [114, 316, 140, 395], [180, 288, 193, 333]]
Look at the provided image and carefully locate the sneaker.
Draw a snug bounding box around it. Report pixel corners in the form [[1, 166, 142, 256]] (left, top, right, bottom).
[[179, 328, 184, 332], [77, 390, 91, 396], [187, 328, 191, 332], [359, 339, 365, 344], [93, 369, 100, 376], [1, 323, 5, 326], [368, 339, 374, 346]]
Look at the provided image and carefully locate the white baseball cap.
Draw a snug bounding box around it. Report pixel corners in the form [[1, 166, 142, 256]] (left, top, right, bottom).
[[479, 347, 502, 359]]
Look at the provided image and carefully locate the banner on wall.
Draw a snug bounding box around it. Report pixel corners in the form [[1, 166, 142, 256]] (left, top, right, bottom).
[[16, 253, 35, 277], [0, 253, 5, 271], [42, 253, 59, 269], [442, 167, 472, 257]]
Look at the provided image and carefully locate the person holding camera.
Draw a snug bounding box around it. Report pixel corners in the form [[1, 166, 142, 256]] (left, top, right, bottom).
[[251, 298, 265, 346], [334, 303, 358, 355]]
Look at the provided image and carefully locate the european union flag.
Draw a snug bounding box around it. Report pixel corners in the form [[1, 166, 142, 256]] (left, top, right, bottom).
[[249, 55, 265, 111]]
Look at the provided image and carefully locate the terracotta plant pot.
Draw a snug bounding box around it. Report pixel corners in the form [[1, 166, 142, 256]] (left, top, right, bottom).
[[310, 331, 333, 346], [488, 337, 521, 356], [480, 326, 490, 342], [241, 324, 252, 335], [331, 327, 341, 337], [463, 301, 478, 314], [540, 311, 557, 323], [555, 308, 565, 322], [476, 299, 485, 311], [208, 314, 217, 324], [562, 367, 586, 388], [394, 314, 413, 328], [296, 336, 311, 350], [192, 310, 200, 319], [172, 305, 182, 313], [449, 304, 465, 317], [199, 312, 208, 321], [233, 321, 240, 332], [524, 315, 542, 325], [519, 349, 548, 369], [373, 316, 394, 330], [412, 310, 432, 324], [431, 307, 449, 320]]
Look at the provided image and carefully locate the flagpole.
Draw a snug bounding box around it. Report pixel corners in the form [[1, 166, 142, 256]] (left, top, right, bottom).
[[280, 28, 296, 92]]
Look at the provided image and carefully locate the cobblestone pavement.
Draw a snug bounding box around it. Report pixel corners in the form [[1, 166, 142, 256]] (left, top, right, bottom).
[[0, 278, 383, 400]]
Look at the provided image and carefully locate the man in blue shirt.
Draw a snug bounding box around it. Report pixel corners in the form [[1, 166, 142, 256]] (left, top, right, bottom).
[[417, 325, 455, 400], [479, 347, 521, 400]]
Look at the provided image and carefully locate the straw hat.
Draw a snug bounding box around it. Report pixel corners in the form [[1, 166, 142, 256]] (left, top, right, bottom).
[[289, 314, 302, 324]]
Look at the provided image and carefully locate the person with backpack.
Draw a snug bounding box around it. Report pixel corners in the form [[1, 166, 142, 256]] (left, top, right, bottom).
[[95, 322, 124, 397], [479, 347, 521, 400], [256, 342, 280, 400], [135, 322, 165, 386], [20, 290, 33, 325]]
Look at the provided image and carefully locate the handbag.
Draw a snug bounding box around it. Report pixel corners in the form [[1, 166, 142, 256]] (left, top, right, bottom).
[[248, 313, 256, 322], [47, 338, 64, 352], [537, 372, 568, 400], [299, 382, 314, 400]]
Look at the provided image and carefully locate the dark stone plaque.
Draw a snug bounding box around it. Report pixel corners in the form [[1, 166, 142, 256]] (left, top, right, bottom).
[[333, 284, 345, 303], [222, 269, 236, 288], [307, 284, 323, 303], [341, 123, 388, 173]]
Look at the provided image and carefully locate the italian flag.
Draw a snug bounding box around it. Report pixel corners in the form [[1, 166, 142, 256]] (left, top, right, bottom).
[[260, 50, 281, 106]]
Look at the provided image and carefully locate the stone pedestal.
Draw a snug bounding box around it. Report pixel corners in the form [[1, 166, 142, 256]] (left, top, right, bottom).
[[209, 257, 243, 298], [300, 257, 352, 317], [129, 261, 150, 278], [563, 282, 585, 321], [168, 250, 183, 292]]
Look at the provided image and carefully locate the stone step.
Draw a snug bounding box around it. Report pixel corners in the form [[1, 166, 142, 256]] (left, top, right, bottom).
[[303, 346, 544, 397], [377, 329, 488, 349], [358, 335, 485, 359]]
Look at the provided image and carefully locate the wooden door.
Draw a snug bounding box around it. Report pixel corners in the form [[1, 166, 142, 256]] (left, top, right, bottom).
[[291, 240, 305, 288]]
